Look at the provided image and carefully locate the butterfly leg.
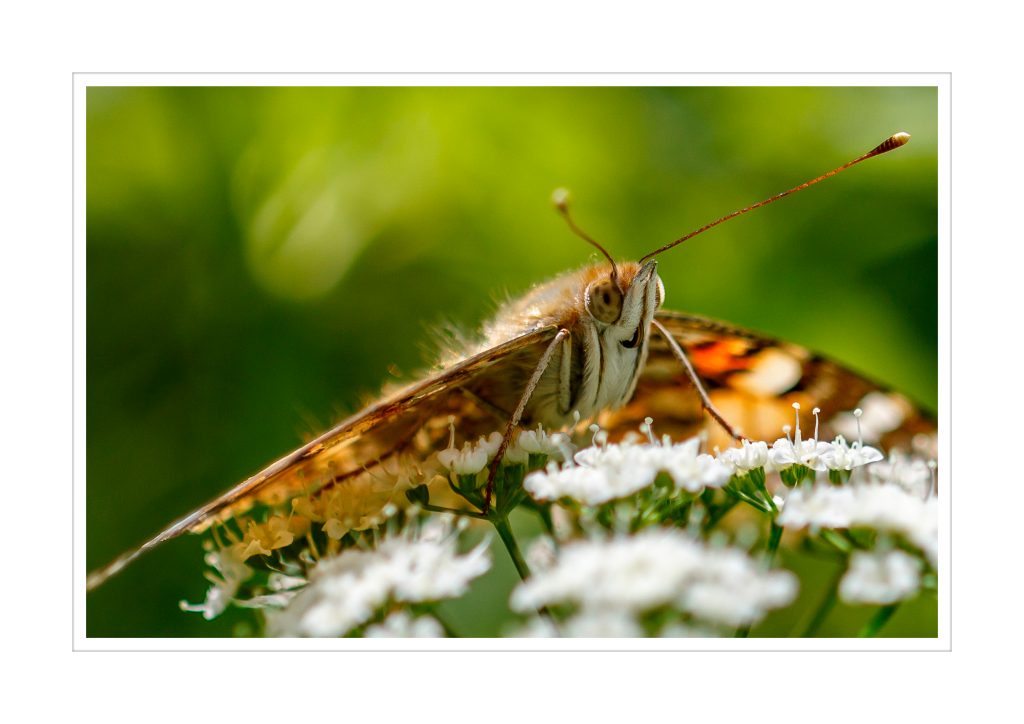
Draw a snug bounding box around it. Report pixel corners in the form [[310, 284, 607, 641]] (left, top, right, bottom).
[[482, 328, 571, 514], [651, 318, 747, 442]]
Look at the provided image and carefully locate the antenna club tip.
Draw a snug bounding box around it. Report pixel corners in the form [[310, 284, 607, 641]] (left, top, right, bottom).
[[869, 132, 912, 157], [551, 187, 571, 210]]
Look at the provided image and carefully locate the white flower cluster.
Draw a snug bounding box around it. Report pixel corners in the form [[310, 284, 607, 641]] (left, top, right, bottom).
[[234, 572, 307, 612], [510, 528, 797, 629], [513, 610, 646, 638], [768, 436, 831, 471], [438, 431, 502, 475], [818, 437, 885, 471], [839, 549, 922, 605], [719, 404, 883, 475], [364, 611, 445, 638], [266, 518, 491, 637], [524, 437, 731, 506], [438, 425, 569, 474], [513, 612, 717, 638], [513, 425, 570, 462], [868, 451, 934, 499], [760, 434, 882, 473], [778, 482, 938, 565], [179, 545, 251, 620], [717, 440, 771, 475]]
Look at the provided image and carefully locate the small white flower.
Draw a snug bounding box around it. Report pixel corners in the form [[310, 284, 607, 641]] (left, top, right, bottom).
[[510, 528, 797, 628], [364, 611, 445, 638], [524, 437, 731, 506], [512, 610, 655, 638], [869, 452, 933, 499], [391, 536, 492, 603], [509, 617, 561, 638], [839, 549, 922, 604], [503, 443, 530, 465], [233, 570, 309, 610], [819, 436, 884, 471], [524, 462, 632, 506], [234, 591, 301, 610], [477, 431, 503, 458], [438, 443, 488, 475], [515, 425, 567, 460], [179, 545, 251, 620], [778, 482, 938, 565], [658, 622, 718, 638], [438, 432, 502, 475], [504, 425, 572, 465], [526, 536, 557, 573], [657, 438, 734, 493], [769, 436, 831, 472], [677, 546, 799, 628], [268, 572, 308, 592], [768, 403, 830, 471], [718, 440, 770, 474], [848, 487, 938, 566], [267, 520, 491, 637], [561, 610, 643, 638], [776, 484, 856, 529]]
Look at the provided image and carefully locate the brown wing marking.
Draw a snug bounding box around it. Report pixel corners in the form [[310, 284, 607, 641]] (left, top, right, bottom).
[[600, 311, 936, 454], [87, 325, 559, 590]]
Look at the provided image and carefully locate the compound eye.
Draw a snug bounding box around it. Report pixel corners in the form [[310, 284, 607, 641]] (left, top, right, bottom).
[[585, 278, 623, 323]]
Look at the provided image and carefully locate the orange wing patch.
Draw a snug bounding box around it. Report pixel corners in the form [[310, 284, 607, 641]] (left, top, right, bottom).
[[601, 311, 936, 455], [688, 339, 756, 376]]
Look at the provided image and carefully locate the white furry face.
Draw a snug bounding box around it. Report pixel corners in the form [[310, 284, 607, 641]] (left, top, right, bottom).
[[577, 260, 664, 416]]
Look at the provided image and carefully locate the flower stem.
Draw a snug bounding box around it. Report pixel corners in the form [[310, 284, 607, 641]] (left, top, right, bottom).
[[491, 514, 532, 582], [491, 513, 559, 630], [820, 529, 852, 554], [801, 563, 845, 637], [859, 603, 899, 637], [730, 489, 772, 514], [765, 521, 783, 565], [703, 498, 738, 532], [535, 505, 556, 538], [758, 482, 779, 515]]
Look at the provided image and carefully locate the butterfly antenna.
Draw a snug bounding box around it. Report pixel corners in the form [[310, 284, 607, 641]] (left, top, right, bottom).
[[639, 132, 912, 263], [552, 188, 619, 286]]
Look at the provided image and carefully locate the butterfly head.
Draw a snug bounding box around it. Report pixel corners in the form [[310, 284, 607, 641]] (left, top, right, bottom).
[[552, 190, 664, 347], [583, 258, 664, 349]]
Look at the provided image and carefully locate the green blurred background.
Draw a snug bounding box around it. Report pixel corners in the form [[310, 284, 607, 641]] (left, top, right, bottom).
[[86, 86, 938, 637]]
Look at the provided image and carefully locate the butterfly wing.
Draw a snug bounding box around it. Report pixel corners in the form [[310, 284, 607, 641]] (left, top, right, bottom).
[[599, 310, 937, 454], [87, 324, 560, 589]]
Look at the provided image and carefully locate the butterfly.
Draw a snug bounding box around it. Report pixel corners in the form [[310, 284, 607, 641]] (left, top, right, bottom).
[[86, 132, 935, 590]]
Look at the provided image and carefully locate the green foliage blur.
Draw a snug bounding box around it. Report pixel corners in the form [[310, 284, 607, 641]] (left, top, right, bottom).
[[86, 86, 938, 638]]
